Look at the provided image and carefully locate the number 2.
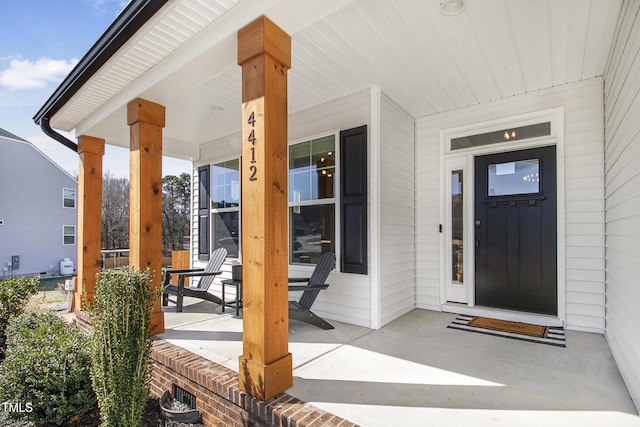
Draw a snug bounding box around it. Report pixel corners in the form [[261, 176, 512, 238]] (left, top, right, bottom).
[[249, 165, 257, 181]]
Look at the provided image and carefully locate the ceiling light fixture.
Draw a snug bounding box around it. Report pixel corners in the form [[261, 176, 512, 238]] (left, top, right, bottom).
[[440, 0, 466, 16]]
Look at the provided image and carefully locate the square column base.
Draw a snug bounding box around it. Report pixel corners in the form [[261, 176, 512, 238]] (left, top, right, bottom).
[[239, 353, 293, 401], [149, 311, 165, 336]]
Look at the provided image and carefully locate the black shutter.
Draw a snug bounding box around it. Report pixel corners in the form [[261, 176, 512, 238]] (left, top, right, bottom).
[[197, 165, 210, 261], [340, 126, 367, 274]]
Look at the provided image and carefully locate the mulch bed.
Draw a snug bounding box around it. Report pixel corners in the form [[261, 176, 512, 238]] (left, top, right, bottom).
[[0, 397, 205, 427]]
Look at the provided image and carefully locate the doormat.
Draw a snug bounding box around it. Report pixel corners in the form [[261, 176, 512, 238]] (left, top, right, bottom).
[[447, 315, 565, 347]]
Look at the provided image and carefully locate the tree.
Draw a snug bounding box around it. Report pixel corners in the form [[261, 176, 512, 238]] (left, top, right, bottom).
[[102, 171, 129, 250], [162, 173, 191, 254]]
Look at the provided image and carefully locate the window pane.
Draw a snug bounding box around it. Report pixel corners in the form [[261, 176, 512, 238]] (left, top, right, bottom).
[[63, 189, 75, 208], [290, 204, 334, 264], [289, 136, 335, 202], [452, 170, 463, 283], [64, 236, 75, 245], [213, 211, 239, 257], [63, 226, 75, 235], [451, 122, 551, 150], [211, 160, 239, 208], [488, 159, 539, 196]]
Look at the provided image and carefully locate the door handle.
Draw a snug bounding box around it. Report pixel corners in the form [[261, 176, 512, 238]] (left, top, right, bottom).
[[476, 233, 481, 253]]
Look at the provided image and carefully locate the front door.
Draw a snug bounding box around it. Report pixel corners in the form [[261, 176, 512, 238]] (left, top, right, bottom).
[[474, 146, 557, 315]]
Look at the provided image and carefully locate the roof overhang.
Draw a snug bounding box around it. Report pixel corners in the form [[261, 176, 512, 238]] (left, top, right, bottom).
[[35, 0, 623, 161]]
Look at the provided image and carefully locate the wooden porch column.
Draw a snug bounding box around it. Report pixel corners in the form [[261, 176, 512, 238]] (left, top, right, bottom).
[[237, 16, 292, 401], [75, 135, 105, 310], [127, 98, 165, 336]]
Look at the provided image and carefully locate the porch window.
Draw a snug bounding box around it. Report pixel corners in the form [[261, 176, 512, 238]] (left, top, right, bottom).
[[63, 188, 76, 208], [63, 225, 75, 245], [289, 136, 336, 264], [210, 159, 240, 258]]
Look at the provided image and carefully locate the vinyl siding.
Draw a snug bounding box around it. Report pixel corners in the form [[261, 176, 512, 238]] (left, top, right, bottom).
[[0, 137, 77, 277], [416, 79, 606, 331], [379, 94, 416, 326], [194, 90, 372, 328], [603, 0, 640, 411]]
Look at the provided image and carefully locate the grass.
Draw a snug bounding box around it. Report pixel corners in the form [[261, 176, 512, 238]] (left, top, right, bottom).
[[23, 276, 74, 310]]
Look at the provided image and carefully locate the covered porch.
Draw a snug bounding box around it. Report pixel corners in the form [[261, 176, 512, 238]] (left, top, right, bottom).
[[157, 297, 639, 426], [33, 0, 640, 420]]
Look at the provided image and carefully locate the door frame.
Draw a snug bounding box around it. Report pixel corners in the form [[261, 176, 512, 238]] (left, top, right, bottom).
[[439, 107, 566, 325]]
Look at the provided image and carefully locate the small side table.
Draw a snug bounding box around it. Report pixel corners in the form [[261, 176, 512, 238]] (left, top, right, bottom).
[[221, 279, 242, 316]]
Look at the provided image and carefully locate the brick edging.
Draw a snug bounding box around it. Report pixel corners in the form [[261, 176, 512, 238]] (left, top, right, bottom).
[[150, 339, 358, 427]]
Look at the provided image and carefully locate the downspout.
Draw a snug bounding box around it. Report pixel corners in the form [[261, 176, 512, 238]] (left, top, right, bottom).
[[39, 118, 77, 152]]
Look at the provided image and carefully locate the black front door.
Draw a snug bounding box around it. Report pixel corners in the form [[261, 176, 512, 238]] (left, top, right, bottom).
[[474, 146, 557, 315]]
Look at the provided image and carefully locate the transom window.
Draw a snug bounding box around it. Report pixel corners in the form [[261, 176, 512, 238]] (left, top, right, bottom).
[[451, 122, 551, 151]]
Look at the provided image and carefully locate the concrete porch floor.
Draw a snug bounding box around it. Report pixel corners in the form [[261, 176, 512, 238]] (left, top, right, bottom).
[[160, 298, 640, 427]]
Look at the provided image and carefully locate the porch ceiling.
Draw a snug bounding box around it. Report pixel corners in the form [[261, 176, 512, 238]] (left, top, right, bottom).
[[50, 0, 623, 160]]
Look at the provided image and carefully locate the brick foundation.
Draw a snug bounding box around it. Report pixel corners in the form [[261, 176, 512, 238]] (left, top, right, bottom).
[[74, 310, 352, 426], [150, 340, 357, 426]]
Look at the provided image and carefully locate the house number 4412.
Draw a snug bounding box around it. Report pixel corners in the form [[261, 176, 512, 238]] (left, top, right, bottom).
[[247, 111, 257, 181]]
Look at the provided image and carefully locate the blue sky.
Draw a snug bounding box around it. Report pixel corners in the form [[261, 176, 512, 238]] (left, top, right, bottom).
[[0, 0, 190, 178]]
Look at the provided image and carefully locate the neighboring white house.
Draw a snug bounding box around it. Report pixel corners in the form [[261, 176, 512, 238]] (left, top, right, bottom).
[[0, 127, 77, 278], [33, 0, 640, 412]]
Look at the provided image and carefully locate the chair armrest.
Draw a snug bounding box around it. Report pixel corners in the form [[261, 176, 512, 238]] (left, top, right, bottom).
[[163, 267, 205, 285], [178, 270, 223, 278], [288, 284, 329, 291], [164, 267, 205, 274], [288, 277, 311, 283]]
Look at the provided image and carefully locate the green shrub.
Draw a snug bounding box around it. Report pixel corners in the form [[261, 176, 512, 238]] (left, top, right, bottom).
[[0, 310, 95, 426], [0, 276, 40, 355], [88, 268, 159, 427]]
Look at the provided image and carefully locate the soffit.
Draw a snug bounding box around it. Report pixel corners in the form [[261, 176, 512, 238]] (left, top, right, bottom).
[[51, 0, 623, 159]]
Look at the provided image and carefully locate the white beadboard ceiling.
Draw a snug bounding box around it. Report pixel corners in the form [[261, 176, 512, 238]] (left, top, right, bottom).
[[52, 0, 623, 160]]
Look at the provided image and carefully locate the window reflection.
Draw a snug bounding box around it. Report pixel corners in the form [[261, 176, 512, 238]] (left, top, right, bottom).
[[452, 170, 463, 283], [210, 159, 240, 208], [289, 136, 335, 202], [290, 205, 334, 264], [213, 211, 239, 257], [488, 159, 540, 196]]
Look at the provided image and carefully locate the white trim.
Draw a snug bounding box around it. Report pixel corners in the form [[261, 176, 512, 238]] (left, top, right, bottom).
[[369, 86, 382, 329], [439, 107, 566, 324]]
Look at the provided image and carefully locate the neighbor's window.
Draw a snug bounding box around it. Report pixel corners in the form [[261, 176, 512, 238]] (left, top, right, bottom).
[[289, 135, 336, 264], [210, 159, 240, 257], [63, 225, 76, 245], [63, 188, 76, 208]]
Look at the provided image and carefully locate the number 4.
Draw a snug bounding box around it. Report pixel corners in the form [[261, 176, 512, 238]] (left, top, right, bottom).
[[247, 111, 255, 126]]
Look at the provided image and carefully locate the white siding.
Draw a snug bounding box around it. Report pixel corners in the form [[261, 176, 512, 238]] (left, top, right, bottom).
[[416, 79, 606, 332], [379, 94, 416, 325], [0, 137, 77, 277], [603, 0, 640, 412], [195, 90, 373, 328]]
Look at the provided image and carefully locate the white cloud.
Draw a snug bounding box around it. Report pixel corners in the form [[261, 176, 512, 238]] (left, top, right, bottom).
[[0, 57, 79, 90]]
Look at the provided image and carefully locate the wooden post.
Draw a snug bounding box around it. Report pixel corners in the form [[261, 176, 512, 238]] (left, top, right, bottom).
[[75, 135, 105, 310], [237, 16, 292, 401], [127, 97, 165, 336]]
